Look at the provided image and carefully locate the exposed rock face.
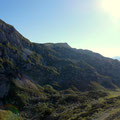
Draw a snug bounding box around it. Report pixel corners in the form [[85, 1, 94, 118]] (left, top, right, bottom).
[[0, 19, 31, 49]]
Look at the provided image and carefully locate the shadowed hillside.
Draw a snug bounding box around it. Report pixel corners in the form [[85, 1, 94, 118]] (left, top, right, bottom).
[[1, 20, 120, 119]]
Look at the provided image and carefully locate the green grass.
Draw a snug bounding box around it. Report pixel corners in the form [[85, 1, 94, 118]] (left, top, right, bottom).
[[0, 110, 19, 120]]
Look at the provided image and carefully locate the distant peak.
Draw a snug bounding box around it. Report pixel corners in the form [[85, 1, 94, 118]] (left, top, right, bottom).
[[44, 42, 71, 48], [55, 43, 71, 48], [113, 56, 120, 60]]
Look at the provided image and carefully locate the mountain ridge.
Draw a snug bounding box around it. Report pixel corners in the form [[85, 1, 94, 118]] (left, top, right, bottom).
[[113, 56, 120, 61], [1, 19, 120, 91], [1, 20, 120, 119]]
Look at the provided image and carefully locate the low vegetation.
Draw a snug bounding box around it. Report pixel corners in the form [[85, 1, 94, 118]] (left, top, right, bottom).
[[2, 78, 120, 120], [1, 19, 120, 120]]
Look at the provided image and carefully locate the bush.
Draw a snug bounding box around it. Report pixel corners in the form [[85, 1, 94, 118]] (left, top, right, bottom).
[[44, 85, 57, 94]]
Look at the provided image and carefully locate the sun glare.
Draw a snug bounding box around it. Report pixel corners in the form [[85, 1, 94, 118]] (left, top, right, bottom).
[[101, 0, 120, 21]]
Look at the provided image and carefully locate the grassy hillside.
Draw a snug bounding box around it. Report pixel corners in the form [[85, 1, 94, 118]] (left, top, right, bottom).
[[3, 77, 120, 120]]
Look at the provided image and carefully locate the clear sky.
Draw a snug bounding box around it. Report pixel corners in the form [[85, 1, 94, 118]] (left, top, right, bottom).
[[1, 0, 120, 57]]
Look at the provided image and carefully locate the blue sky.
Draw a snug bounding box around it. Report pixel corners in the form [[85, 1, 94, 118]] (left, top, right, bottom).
[[1, 0, 120, 57]]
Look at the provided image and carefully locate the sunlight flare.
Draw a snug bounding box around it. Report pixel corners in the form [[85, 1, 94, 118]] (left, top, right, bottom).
[[101, 0, 120, 21]]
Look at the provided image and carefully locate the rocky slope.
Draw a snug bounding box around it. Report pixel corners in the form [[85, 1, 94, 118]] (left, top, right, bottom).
[[1, 19, 120, 119]]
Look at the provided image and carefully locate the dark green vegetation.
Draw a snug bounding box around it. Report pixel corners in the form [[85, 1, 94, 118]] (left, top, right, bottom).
[[1, 19, 120, 119]]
